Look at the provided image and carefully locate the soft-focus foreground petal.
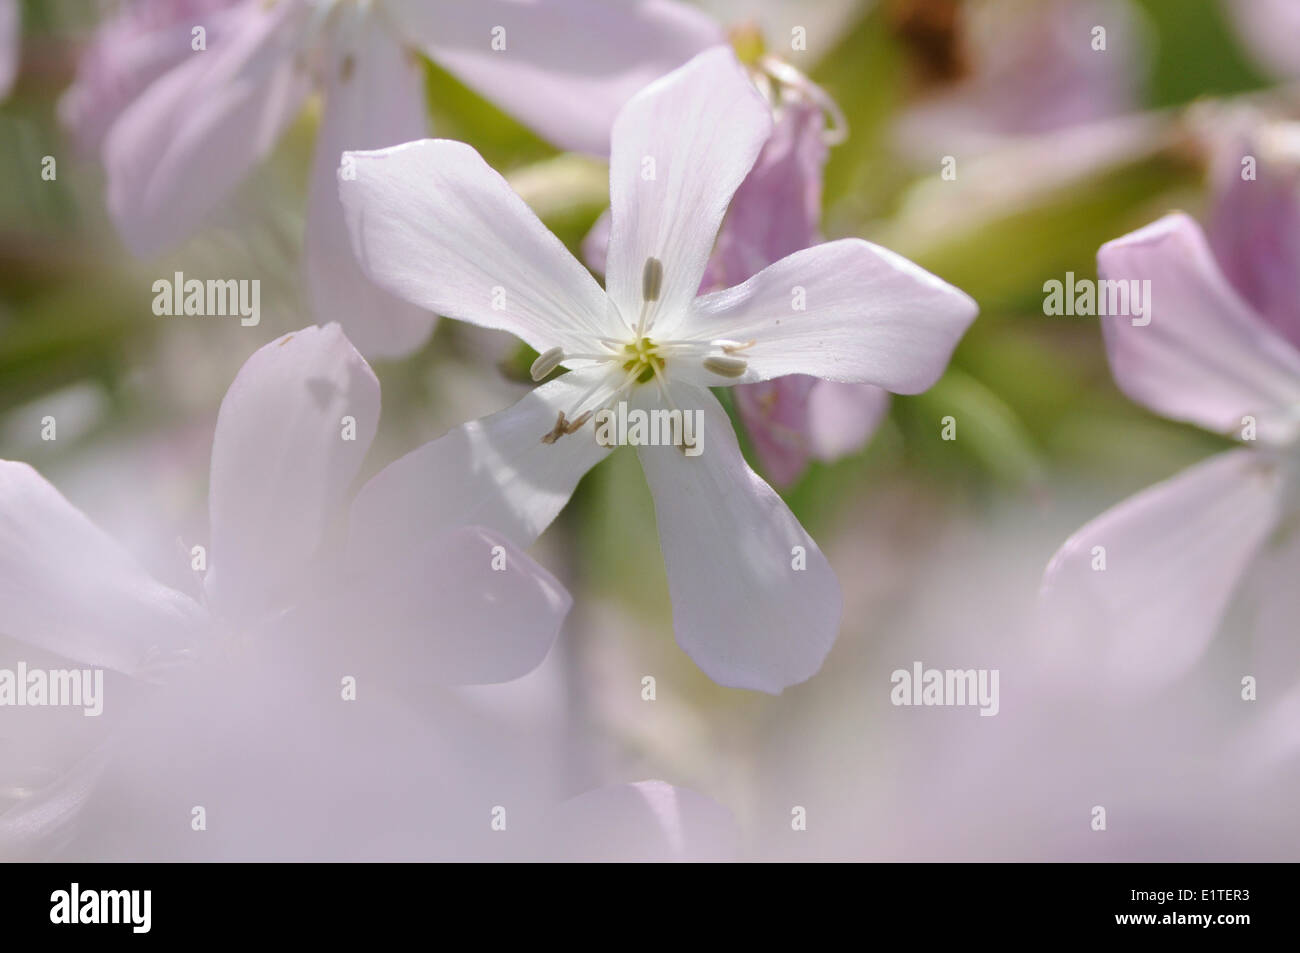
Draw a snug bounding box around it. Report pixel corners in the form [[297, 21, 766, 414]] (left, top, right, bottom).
[[541, 780, 738, 861], [1098, 213, 1300, 445], [604, 47, 771, 325], [205, 325, 379, 621], [0, 748, 107, 862], [299, 526, 571, 685], [0, 462, 203, 674], [305, 11, 434, 359], [0, 0, 18, 100], [349, 368, 610, 560], [387, 0, 722, 155], [1040, 449, 1285, 689], [338, 139, 619, 353], [59, 0, 245, 153], [634, 382, 841, 693], [675, 239, 977, 390], [104, 0, 311, 255]]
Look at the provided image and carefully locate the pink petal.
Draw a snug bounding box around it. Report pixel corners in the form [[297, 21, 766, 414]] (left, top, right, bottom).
[[103, 0, 311, 256], [338, 139, 622, 354], [633, 381, 841, 693], [205, 325, 379, 621], [1040, 449, 1285, 689], [0, 461, 203, 674], [305, 13, 435, 359], [387, 0, 723, 155], [1097, 213, 1300, 445]]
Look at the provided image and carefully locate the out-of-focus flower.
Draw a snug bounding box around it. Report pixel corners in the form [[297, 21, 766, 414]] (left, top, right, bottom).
[[0, 324, 571, 859], [585, 24, 887, 486], [1040, 213, 1300, 690], [0, 0, 18, 99], [894, 0, 1146, 156], [1205, 109, 1300, 351], [60, 0, 244, 152], [1223, 0, 1300, 81], [83, 0, 721, 357], [337, 48, 977, 693]]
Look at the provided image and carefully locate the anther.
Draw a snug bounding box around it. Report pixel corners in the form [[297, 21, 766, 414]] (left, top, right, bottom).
[[530, 346, 565, 381], [642, 257, 664, 303], [541, 411, 568, 444], [702, 356, 748, 379]]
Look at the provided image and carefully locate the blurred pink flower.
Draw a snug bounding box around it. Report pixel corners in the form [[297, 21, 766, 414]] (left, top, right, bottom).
[[60, 0, 244, 152], [0, 0, 18, 99], [1223, 0, 1300, 81], [337, 48, 977, 693], [895, 0, 1147, 157], [82, 0, 721, 357], [1206, 112, 1300, 351], [1040, 213, 1300, 690], [0, 324, 571, 859]]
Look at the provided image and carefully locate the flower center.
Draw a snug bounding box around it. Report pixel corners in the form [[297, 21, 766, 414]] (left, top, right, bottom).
[[530, 258, 754, 445]]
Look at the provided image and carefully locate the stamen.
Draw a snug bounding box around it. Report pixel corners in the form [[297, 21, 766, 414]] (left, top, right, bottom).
[[635, 257, 664, 338], [719, 339, 756, 354], [703, 356, 748, 379], [642, 257, 664, 302], [530, 346, 565, 381]]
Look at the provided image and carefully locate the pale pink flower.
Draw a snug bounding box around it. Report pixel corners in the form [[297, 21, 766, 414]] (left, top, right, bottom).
[[1040, 213, 1300, 690], [337, 48, 977, 692], [0, 325, 570, 859], [86, 0, 721, 357], [0, 0, 18, 99], [1223, 0, 1300, 81]]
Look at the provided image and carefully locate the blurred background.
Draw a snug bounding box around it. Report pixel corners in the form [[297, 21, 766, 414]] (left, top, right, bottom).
[[2, 0, 1298, 860]]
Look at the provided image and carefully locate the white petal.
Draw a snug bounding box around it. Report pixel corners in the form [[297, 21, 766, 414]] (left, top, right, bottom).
[[104, 0, 311, 256], [674, 239, 977, 390], [302, 527, 572, 685], [543, 780, 738, 861], [1040, 449, 1285, 689], [205, 325, 379, 621], [1098, 213, 1300, 445], [338, 138, 621, 351], [605, 47, 772, 325], [387, 0, 721, 155], [634, 381, 841, 693], [349, 368, 611, 561], [305, 14, 435, 359], [0, 461, 202, 674]]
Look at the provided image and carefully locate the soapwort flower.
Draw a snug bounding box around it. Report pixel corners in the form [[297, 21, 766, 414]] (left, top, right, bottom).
[[0, 325, 570, 858], [84, 0, 720, 357], [584, 23, 887, 487], [337, 48, 977, 692], [1040, 213, 1300, 689]]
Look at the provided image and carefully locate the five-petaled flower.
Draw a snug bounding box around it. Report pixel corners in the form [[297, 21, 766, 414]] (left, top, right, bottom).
[[337, 48, 978, 693]]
